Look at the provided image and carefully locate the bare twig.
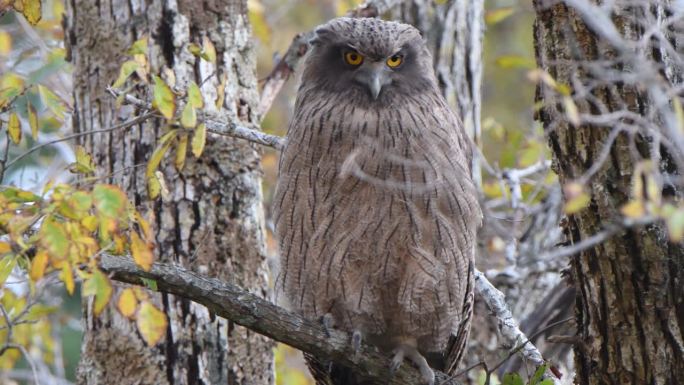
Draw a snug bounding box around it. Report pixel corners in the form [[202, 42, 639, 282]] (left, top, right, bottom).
[[474, 270, 561, 384]]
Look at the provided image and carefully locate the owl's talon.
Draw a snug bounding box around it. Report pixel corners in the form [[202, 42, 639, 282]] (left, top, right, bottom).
[[389, 347, 405, 375], [352, 330, 362, 355], [390, 344, 435, 385], [319, 313, 335, 338]]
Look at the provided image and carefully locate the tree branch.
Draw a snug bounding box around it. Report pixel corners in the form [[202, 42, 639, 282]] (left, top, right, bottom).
[[98, 255, 461, 385]]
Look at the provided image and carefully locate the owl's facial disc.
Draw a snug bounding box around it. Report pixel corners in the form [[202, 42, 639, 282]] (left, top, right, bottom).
[[353, 60, 392, 100]]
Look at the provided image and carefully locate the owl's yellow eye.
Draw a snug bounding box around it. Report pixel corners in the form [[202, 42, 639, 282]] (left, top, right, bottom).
[[386, 54, 403, 68], [344, 51, 364, 66]]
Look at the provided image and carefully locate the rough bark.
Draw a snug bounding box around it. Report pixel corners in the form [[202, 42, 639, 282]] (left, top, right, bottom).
[[65, 1, 273, 384], [533, 1, 684, 385]]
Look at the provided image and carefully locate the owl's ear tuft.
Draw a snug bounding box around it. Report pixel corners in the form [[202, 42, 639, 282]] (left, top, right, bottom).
[[310, 27, 334, 46]]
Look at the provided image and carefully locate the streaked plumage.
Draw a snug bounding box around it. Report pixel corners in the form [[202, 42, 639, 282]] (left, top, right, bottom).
[[273, 17, 481, 384]]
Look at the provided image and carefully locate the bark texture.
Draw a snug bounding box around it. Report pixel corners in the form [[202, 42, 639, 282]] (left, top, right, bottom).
[[65, 1, 273, 384], [533, 2, 684, 385]]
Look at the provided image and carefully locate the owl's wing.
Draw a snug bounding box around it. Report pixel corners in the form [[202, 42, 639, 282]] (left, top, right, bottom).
[[425, 259, 475, 376]]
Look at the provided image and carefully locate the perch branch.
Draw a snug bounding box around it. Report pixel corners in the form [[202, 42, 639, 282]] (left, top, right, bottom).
[[98, 255, 461, 385]]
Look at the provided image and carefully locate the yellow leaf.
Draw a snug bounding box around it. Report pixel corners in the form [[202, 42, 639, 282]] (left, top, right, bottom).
[[30, 250, 49, 281], [112, 60, 140, 88], [145, 130, 176, 178], [0, 242, 10, 254], [180, 104, 197, 128], [674, 98, 684, 134], [215, 73, 227, 109], [117, 288, 138, 318], [485, 7, 515, 25], [563, 96, 580, 126], [0, 72, 24, 108], [563, 182, 590, 214], [187, 81, 204, 108], [137, 301, 167, 346], [495, 55, 535, 69], [127, 36, 148, 56], [666, 208, 684, 242], [61, 264, 75, 295], [202, 36, 216, 64], [131, 232, 153, 271], [81, 215, 98, 232], [134, 211, 153, 241], [147, 173, 161, 199], [621, 200, 645, 219], [27, 99, 38, 140], [0, 31, 11, 56], [70, 146, 96, 174], [82, 268, 113, 316], [152, 75, 175, 120], [15, 0, 42, 25], [188, 43, 202, 57], [175, 134, 188, 170], [8, 112, 21, 144], [192, 123, 206, 158], [248, 0, 271, 43]]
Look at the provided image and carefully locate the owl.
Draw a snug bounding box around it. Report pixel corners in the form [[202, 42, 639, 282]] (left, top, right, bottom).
[[273, 17, 481, 385]]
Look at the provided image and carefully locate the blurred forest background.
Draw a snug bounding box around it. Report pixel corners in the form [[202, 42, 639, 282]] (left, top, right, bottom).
[[0, 0, 542, 383]]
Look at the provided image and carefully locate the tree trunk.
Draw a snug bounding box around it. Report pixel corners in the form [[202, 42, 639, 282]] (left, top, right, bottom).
[[533, 1, 684, 385], [65, 1, 273, 384]]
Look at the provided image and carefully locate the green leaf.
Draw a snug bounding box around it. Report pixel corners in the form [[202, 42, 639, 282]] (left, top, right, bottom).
[[180, 104, 197, 128], [112, 60, 140, 88], [147, 173, 161, 200], [192, 123, 206, 158], [8, 112, 21, 144], [82, 268, 113, 316], [93, 184, 128, 219], [0, 255, 16, 286], [27, 99, 38, 140], [485, 7, 515, 25], [39, 218, 69, 260], [137, 301, 167, 345], [537, 380, 554, 385], [502, 373, 524, 385], [140, 278, 158, 291], [529, 364, 547, 385], [152, 75, 176, 120], [38, 84, 65, 120], [187, 81, 204, 108]]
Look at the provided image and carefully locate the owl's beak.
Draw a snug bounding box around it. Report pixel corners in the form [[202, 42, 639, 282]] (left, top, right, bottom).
[[356, 62, 391, 100]]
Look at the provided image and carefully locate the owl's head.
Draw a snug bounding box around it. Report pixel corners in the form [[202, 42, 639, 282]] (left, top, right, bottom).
[[302, 17, 437, 103]]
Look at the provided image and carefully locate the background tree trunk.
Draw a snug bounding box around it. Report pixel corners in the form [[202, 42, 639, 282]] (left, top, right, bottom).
[[65, 1, 273, 384], [533, 1, 684, 384]]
